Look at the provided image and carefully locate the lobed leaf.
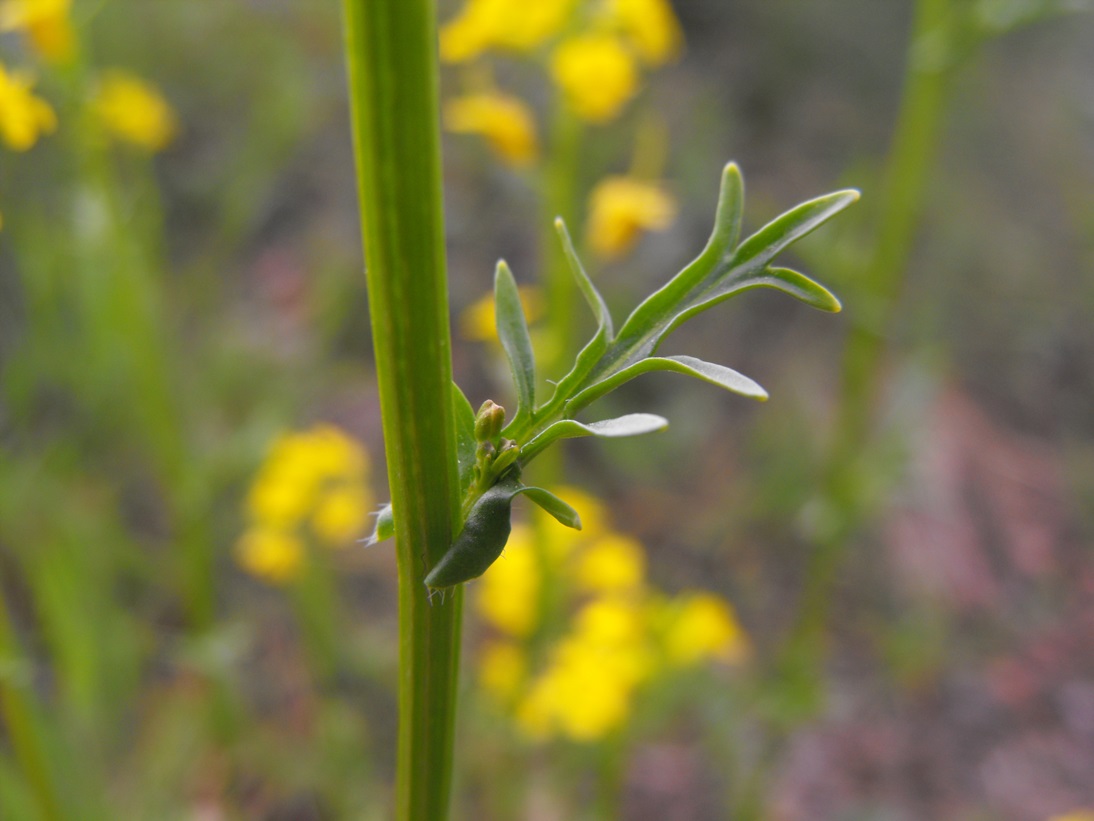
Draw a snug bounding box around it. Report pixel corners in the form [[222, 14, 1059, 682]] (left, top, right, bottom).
[[610, 163, 744, 363], [520, 413, 669, 463], [547, 219, 614, 402], [733, 189, 860, 275], [494, 260, 536, 420], [556, 218, 612, 336], [605, 178, 857, 374], [568, 355, 766, 413], [750, 267, 842, 312]]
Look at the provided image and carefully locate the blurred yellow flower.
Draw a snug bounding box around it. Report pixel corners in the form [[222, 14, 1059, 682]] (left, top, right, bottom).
[[0, 0, 74, 64], [573, 596, 647, 647], [575, 533, 646, 592], [235, 529, 304, 585], [238, 425, 372, 583], [247, 425, 370, 528], [297, 424, 369, 477], [444, 91, 539, 168], [474, 482, 750, 744], [459, 284, 544, 342], [247, 470, 313, 529], [550, 34, 638, 123], [1049, 813, 1094, 821], [476, 524, 540, 637], [517, 598, 651, 740], [604, 0, 683, 66], [479, 641, 527, 700], [521, 644, 637, 740], [0, 63, 56, 151], [440, 0, 574, 63], [311, 485, 370, 545], [91, 70, 177, 152], [586, 175, 677, 259], [661, 592, 748, 666]]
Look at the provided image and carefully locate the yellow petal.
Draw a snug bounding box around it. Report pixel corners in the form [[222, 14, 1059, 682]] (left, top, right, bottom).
[[444, 91, 539, 168], [91, 70, 177, 152], [550, 34, 639, 124], [586, 175, 677, 260]]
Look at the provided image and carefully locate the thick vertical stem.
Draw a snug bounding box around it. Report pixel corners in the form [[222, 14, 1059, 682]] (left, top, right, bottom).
[[340, 2, 463, 819]]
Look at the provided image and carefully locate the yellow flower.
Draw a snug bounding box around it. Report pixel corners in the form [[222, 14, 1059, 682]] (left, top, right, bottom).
[[440, 0, 574, 63], [241, 425, 371, 585], [519, 641, 637, 740], [586, 175, 677, 260], [550, 34, 638, 124], [299, 425, 369, 477], [0, 63, 56, 151], [311, 484, 371, 545], [247, 425, 371, 530], [575, 533, 646, 592], [246, 446, 319, 529], [573, 596, 647, 648], [603, 0, 683, 66], [91, 70, 177, 152], [660, 592, 748, 666], [0, 0, 75, 64], [445, 92, 539, 168], [479, 641, 527, 701], [516, 597, 652, 741], [459, 285, 544, 342], [476, 524, 540, 637], [235, 529, 304, 585], [1049, 814, 1094, 821]]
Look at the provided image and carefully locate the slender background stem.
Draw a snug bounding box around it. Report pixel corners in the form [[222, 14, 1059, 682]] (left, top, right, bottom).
[[0, 594, 64, 821], [781, 0, 953, 697], [340, 2, 463, 818]]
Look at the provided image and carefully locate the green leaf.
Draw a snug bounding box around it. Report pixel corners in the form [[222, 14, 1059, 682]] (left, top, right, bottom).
[[365, 503, 395, 546], [520, 413, 669, 463], [513, 486, 582, 530], [451, 382, 477, 494], [494, 260, 536, 420], [546, 219, 614, 401], [751, 267, 842, 312], [610, 163, 744, 362], [605, 177, 857, 373], [556, 217, 613, 335], [568, 355, 767, 413], [733, 189, 860, 274]]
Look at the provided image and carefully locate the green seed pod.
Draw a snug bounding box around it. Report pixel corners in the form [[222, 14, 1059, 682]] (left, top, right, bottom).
[[425, 477, 518, 590]]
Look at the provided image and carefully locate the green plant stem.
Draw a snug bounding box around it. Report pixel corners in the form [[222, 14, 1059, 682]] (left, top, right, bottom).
[[786, 0, 953, 668], [0, 592, 63, 821], [340, 2, 463, 819], [542, 102, 584, 386]]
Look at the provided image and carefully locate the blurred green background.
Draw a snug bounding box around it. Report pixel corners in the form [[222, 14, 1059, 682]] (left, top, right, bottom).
[[1, 0, 1093, 819]]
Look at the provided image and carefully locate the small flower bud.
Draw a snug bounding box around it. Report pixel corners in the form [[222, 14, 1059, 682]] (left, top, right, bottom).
[[474, 400, 506, 442]]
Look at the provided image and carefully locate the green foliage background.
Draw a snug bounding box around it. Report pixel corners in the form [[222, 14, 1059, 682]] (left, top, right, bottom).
[[1, 1, 1093, 819]]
